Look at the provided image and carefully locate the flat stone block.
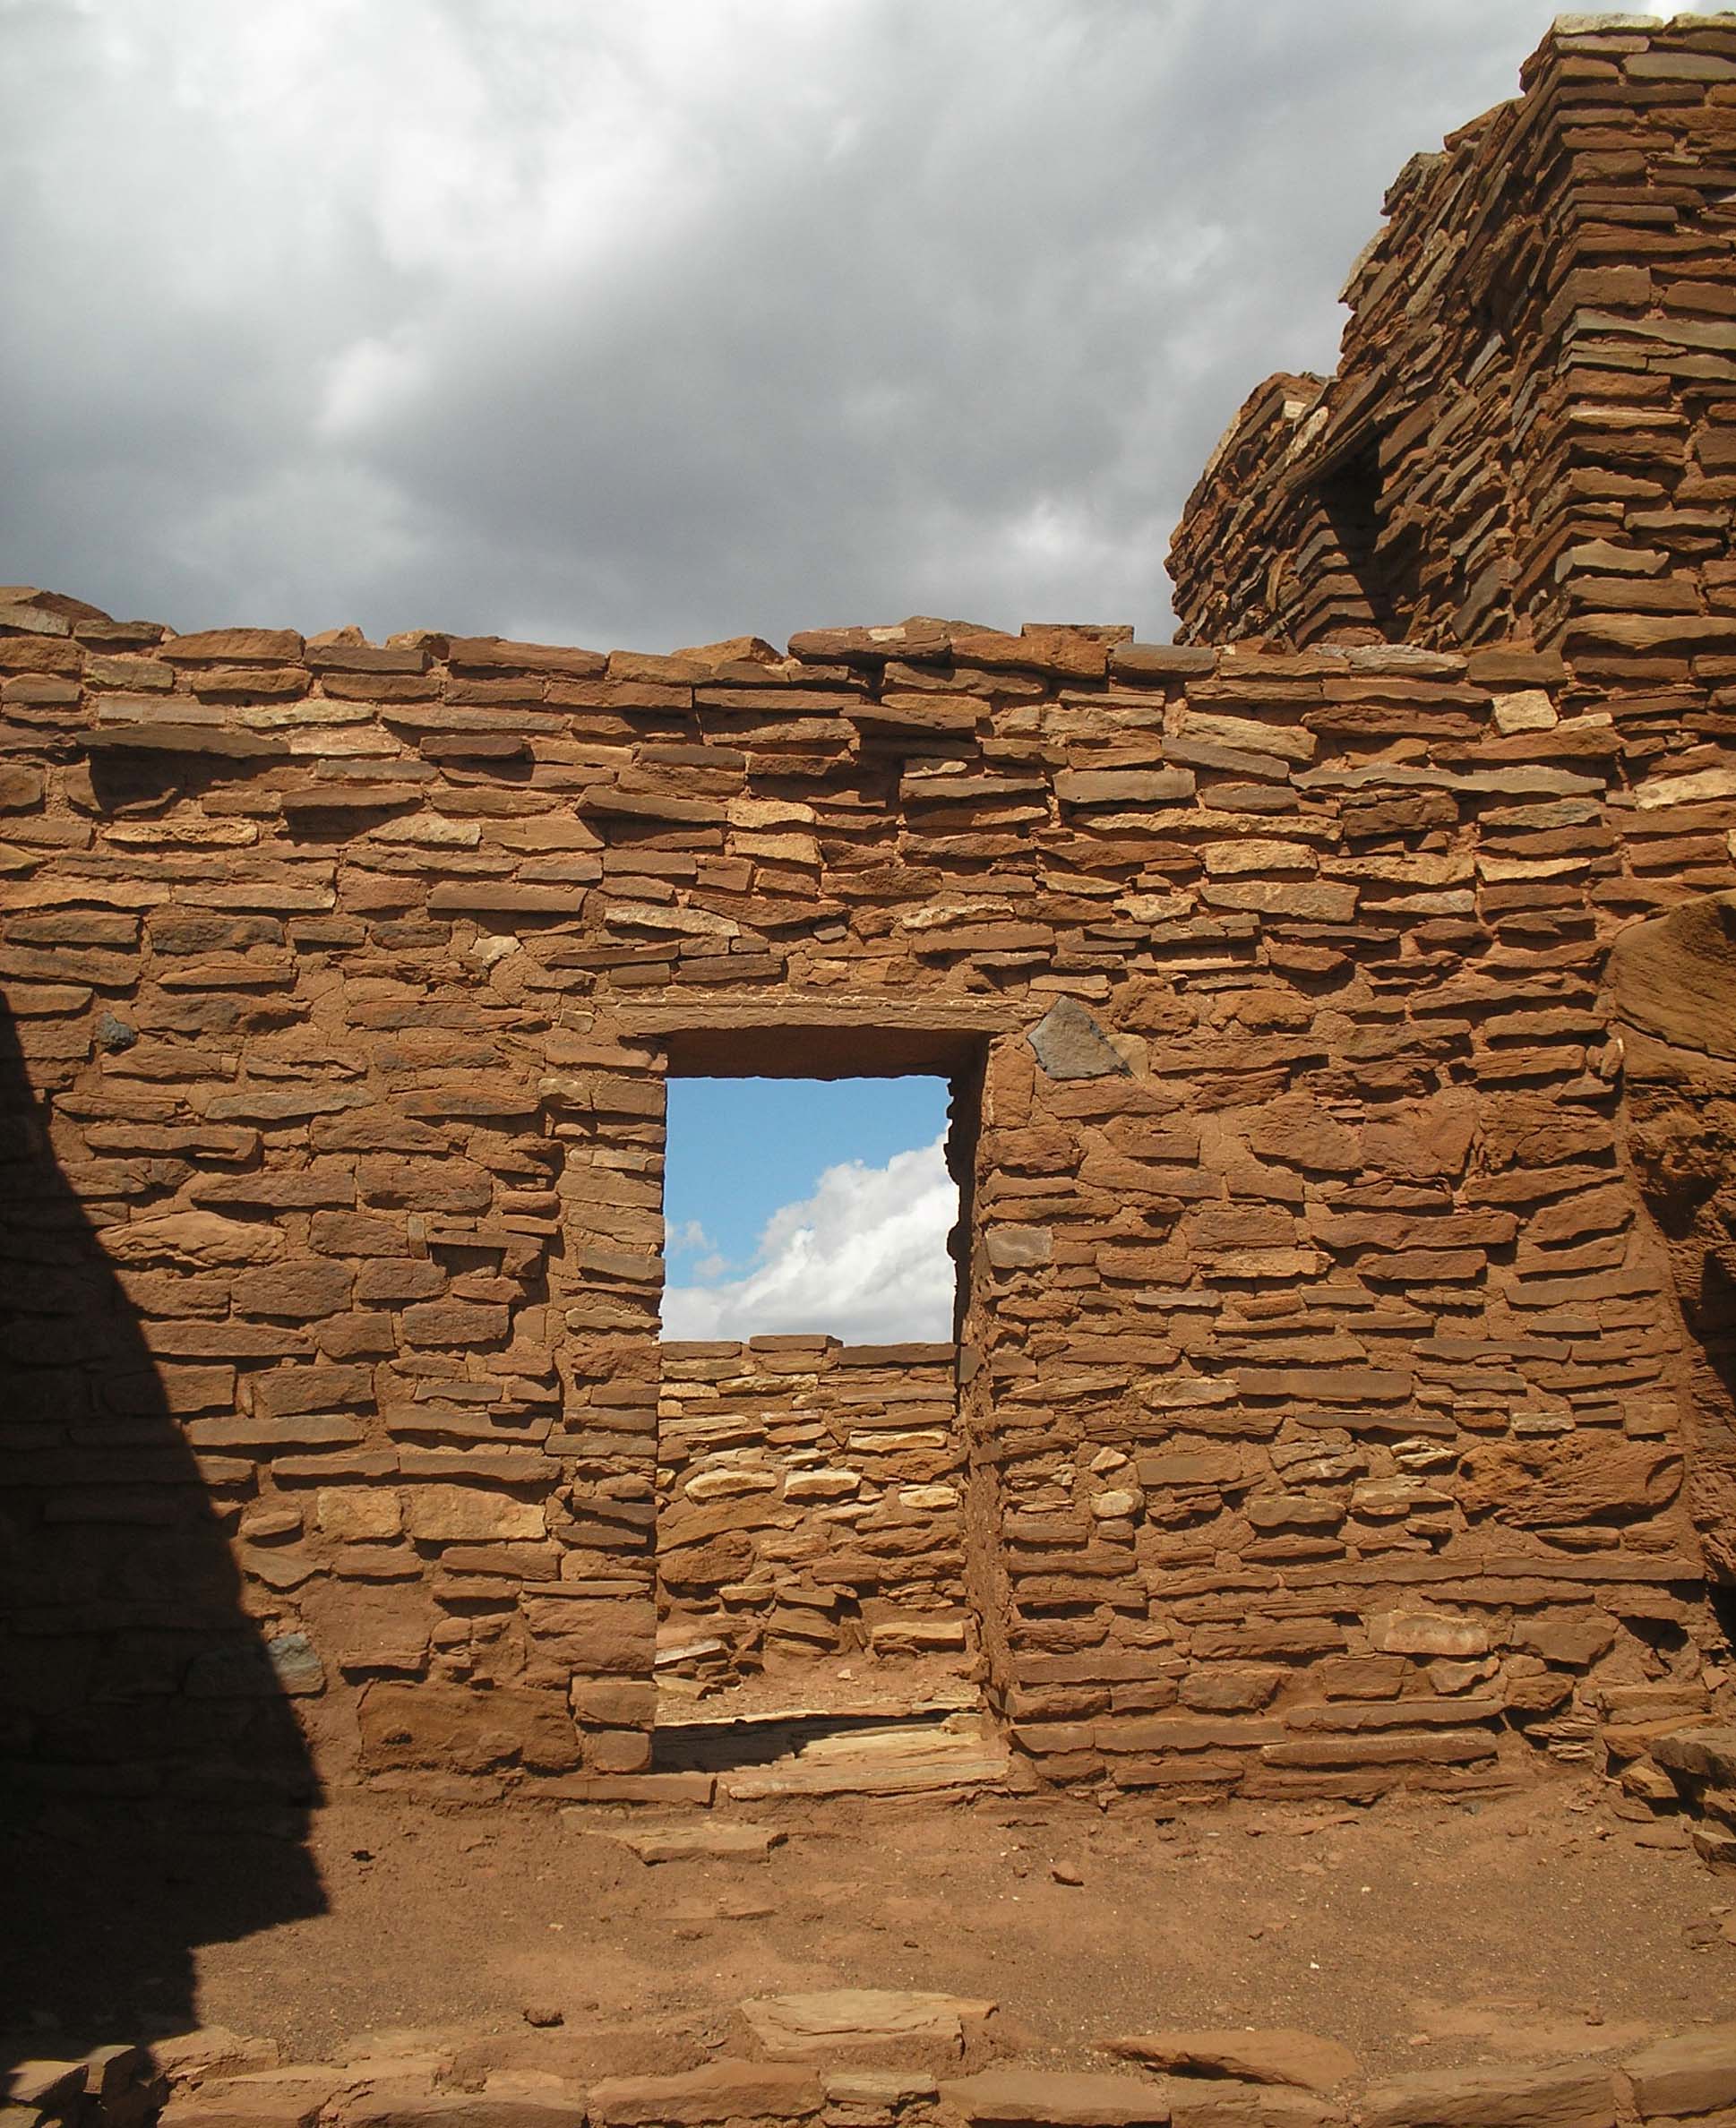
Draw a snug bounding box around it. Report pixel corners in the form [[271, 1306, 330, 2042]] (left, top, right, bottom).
[[571, 1818, 786, 1862], [1625, 2025, 1736, 2117], [1357, 2064, 1614, 2128], [939, 2069, 1172, 2126]]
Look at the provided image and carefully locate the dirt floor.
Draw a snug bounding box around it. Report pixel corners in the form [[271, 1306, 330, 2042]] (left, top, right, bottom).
[[7, 1766, 1736, 2089]]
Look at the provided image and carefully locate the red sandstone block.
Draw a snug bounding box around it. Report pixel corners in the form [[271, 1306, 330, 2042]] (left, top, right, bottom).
[[445, 634, 606, 677], [161, 627, 304, 663]]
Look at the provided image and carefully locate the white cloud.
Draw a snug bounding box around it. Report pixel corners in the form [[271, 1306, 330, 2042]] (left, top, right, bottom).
[[0, 0, 1579, 648], [660, 1135, 958, 1345], [665, 1216, 714, 1256]]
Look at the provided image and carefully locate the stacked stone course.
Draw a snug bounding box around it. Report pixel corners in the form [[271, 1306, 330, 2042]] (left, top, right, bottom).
[[1171, 12, 1736, 670], [655, 1337, 970, 1686]]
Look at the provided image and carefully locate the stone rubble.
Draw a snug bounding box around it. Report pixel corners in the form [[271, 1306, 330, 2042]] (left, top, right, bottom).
[[10, 2018, 1699, 2128]]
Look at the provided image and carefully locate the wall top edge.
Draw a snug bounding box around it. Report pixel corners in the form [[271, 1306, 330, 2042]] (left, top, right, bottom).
[[0, 587, 1570, 694]]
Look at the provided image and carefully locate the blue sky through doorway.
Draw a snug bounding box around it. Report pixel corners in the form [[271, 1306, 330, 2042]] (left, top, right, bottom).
[[660, 1077, 957, 1344]]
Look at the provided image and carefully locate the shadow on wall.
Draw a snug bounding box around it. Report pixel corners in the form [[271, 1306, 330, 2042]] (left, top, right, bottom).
[[0, 997, 326, 2073]]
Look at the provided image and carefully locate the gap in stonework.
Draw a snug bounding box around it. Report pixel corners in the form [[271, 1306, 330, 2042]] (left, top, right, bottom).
[[652, 1065, 986, 1765]]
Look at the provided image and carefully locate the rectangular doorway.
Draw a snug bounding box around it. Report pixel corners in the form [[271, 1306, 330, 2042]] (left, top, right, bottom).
[[649, 1030, 996, 1788]]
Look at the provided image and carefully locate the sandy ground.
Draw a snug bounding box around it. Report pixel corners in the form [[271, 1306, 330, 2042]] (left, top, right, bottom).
[[7, 1771, 1735, 2086]]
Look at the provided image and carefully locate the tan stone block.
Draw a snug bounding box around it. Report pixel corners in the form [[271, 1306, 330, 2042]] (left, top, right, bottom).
[[401, 1486, 546, 1542], [301, 1578, 429, 1674], [316, 1487, 404, 1540], [1200, 839, 1319, 876], [938, 2069, 1170, 2125], [589, 2061, 820, 2126], [1358, 2063, 1613, 2128], [107, 1212, 286, 1269], [1367, 1610, 1489, 1659], [1623, 2024, 1736, 2116], [985, 1225, 1053, 1268], [1201, 880, 1358, 922]]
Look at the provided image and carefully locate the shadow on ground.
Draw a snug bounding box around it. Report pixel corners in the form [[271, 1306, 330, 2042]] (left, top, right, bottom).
[[0, 996, 325, 2072]]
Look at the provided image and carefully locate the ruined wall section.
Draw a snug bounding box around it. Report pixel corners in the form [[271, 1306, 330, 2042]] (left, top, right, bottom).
[[1170, 13, 1736, 672], [1606, 894, 1736, 1590], [656, 1337, 968, 1686], [0, 593, 1730, 1801]]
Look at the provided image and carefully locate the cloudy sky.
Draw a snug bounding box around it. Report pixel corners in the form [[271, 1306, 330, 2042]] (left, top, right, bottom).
[[0, 0, 1660, 654], [662, 1077, 955, 1343]]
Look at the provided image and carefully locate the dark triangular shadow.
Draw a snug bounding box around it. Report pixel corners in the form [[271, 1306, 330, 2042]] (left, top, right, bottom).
[[0, 995, 326, 2072]]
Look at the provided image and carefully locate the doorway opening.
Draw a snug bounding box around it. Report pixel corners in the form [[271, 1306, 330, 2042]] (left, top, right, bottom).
[[649, 1027, 995, 1786]]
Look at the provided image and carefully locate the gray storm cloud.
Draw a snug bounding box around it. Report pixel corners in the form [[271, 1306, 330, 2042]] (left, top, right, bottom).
[[1, 0, 1599, 649]]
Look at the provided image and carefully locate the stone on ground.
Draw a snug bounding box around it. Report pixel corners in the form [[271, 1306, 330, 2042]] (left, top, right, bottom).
[[743, 1987, 995, 2061], [1623, 2024, 1736, 2117], [589, 2059, 820, 2124], [158, 2066, 348, 2127], [334, 2071, 588, 2125], [150, 2029, 283, 2089], [568, 1816, 785, 1862], [939, 2067, 1172, 2125], [1170, 2084, 1344, 2128], [1356, 2062, 1616, 2128], [1106, 2029, 1358, 2092]]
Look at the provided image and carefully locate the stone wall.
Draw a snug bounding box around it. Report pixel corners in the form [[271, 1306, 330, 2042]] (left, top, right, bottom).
[[1605, 894, 1736, 1592], [1170, 13, 1736, 664], [0, 586, 1725, 1803], [656, 1336, 969, 1687]]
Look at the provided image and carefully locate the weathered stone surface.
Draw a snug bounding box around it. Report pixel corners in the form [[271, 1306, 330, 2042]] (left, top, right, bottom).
[[939, 2069, 1172, 2126], [985, 1225, 1053, 1269], [150, 2028, 284, 2089], [1366, 1613, 1490, 1659], [1168, 2089, 1338, 2128], [157, 2065, 345, 2126], [401, 1489, 546, 1542], [1606, 894, 1736, 1063], [337, 2071, 589, 2125], [743, 1987, 993, 2061], [106, 1211, 286, 1268], [1105, 2030, 1357, 2093], [1057, 768, 1196, 808], [1653, 1727, 1736, 1788], [1356, 2066, 1613, 2128], [581, 1820, 785, 1863], [589, 2060, 821, 2124], [1027, 997, 1131, 1080], [1459, 1437, 1682, 1527], [357, 1684, 582, 1775], [1624, 2024, 1736, 2116]]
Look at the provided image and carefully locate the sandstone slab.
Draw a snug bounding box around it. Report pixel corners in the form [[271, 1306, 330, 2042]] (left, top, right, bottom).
[[1623, 2024, 1736, 2116], [939, 2069, 1172, 2126], [589, 2060, 820, 2124], [580, 1820, 786, 1863], [743, 1987, 994, 2062], [1356, 2064, 1614, 2128], [335, 2071, 589, 2126], [1105, 2030, 1357, 2093]]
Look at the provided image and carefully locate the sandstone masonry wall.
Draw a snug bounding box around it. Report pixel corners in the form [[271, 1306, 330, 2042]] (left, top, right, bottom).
[[655, 1336, 969, 1686], [1170, 13, 1736, 665], [0, 587, 1725, 1805]]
